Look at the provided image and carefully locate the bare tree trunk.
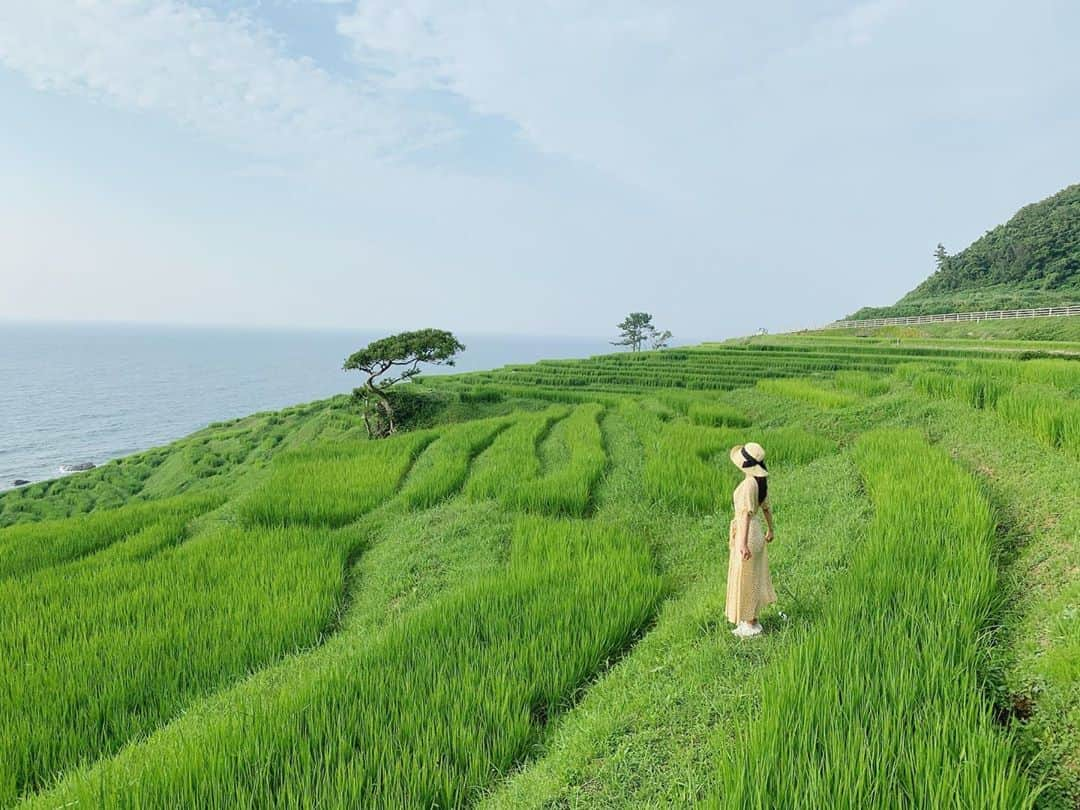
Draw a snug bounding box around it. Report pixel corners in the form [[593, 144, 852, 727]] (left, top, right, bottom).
[[379, 394, 396, 434], [365, 376, 396, 436]]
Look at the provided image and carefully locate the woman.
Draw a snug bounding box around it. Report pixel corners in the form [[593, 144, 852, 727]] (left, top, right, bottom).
[[725, 441, 776, 637]]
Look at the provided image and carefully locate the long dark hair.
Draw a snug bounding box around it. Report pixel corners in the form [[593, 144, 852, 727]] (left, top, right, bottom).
[[754, 476, 768, 506], [738, 446, 768, 505]]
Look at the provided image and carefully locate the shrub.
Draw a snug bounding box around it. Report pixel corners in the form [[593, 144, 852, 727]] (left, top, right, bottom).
[[383, 385, 451, 428]]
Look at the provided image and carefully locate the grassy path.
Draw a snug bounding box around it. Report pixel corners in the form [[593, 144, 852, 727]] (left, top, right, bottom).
[[481, 410, 863, 806], [714, 430, 1034, 807]]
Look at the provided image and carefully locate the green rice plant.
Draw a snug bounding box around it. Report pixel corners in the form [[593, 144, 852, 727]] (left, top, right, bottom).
[[1060, 400, 1080, 458], [892, 361, 934, 383], [960, 372, 1007, 410], [760, 426, 838, 464], [458, 386, 505, 403], [26, 516, 663, 809], [636, 397, 676, 421], [912, 369, 957, 400], [658, 392, 694, 414], [1, 521, 358, 806], [398, 418, 509, 509], [715, 430, 1035, 808], [996, 385, 1057, 446], [951, 362, 1012, 409], [466, 406, 569, 502], [756, 378, 859, 409], [0, 494, 222, 579], [434, 338, 1005, 397], [913, 369, 1006, 410], [495, 386, 622, 405], [996, 383, 1079, 457], [517, 403, 607, 515], [239, 431, 436, 527], [466, 405, 607, 516], [964, 357, 1080, 395], [833, 370, 890, 397], [687, 401, 751, 428], [639, 417, 836, 515], [641, 421, 742, 515], [912, 370, 1078, 456], [1017, 358, 1080, 394]]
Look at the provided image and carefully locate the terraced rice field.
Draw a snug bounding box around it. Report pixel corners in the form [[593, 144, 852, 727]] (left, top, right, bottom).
[[2, 331, 1077, 807]]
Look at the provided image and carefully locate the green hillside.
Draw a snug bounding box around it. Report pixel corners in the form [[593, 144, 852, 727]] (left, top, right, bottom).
[[2, 334, 1078, 807], [813, 314, 1080, 343], [850, 183, 1080, 319]]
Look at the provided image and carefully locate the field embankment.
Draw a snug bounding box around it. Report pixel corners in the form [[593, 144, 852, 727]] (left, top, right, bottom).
[[811, 314, 1080, 344]]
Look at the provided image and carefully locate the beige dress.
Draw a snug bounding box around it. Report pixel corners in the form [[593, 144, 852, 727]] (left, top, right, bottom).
[[725, 477, 777, 624]]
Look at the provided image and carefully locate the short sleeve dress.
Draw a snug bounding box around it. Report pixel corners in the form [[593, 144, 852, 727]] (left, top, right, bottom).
[[725, 477, 777, 624]]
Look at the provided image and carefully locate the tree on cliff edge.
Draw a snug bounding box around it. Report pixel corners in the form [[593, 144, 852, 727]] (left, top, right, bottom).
[[344, 329, 464, 437]]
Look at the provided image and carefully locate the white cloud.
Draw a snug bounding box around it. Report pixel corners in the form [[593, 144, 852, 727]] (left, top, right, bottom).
[[0, 1, 450, 166], [2, 1, 1077, 337], [0, 1, 915, 190], [829, 0, 909, 46], [332, 1, 907, 197], [336, 1, 701, 192]]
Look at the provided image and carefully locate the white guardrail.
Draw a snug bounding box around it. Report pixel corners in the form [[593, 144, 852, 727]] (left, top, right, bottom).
[[823, 304, 1080, 330]]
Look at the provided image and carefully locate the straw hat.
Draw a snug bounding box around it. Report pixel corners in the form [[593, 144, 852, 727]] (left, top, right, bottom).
[[729, 441, 768, 477]]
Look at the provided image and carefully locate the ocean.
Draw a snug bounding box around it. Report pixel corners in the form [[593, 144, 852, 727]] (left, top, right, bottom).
[[0, 322, 614, 490]]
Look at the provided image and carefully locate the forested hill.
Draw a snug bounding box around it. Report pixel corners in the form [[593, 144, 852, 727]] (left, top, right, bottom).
[[850, 183, 1080, 319]]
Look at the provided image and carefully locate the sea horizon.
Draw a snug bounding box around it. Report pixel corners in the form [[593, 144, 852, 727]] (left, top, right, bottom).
[[2, 320, 681, 490]]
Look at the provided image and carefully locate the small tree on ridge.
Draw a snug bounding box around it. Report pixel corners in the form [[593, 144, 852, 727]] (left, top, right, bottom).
[[651, 329, 673, 350], [344, 329, 464, 438], [612, 312, 672, 352]]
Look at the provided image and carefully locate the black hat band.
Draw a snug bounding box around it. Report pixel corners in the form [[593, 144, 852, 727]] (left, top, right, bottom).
[[740, 447, 767, 471]]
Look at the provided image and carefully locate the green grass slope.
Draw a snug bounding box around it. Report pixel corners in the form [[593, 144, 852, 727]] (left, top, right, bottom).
[[2, 332, 1078, 807], [0, 397, 368, 527], [851, 183, 1080, 319], [810, 314, 1080, 344]]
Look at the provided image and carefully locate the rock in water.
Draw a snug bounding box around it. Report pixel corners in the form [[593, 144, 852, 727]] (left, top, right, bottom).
[[59, 462, 96, 473]]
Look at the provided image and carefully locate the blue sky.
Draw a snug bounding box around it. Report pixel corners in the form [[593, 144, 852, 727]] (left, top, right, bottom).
[[2, 1, 1078, 339]]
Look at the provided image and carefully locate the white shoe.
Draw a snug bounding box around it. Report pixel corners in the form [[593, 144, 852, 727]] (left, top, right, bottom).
[[732, 621, 762, 637]]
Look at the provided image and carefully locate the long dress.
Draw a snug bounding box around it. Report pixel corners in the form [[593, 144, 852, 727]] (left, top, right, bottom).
[[725, 476, 777, 624]]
